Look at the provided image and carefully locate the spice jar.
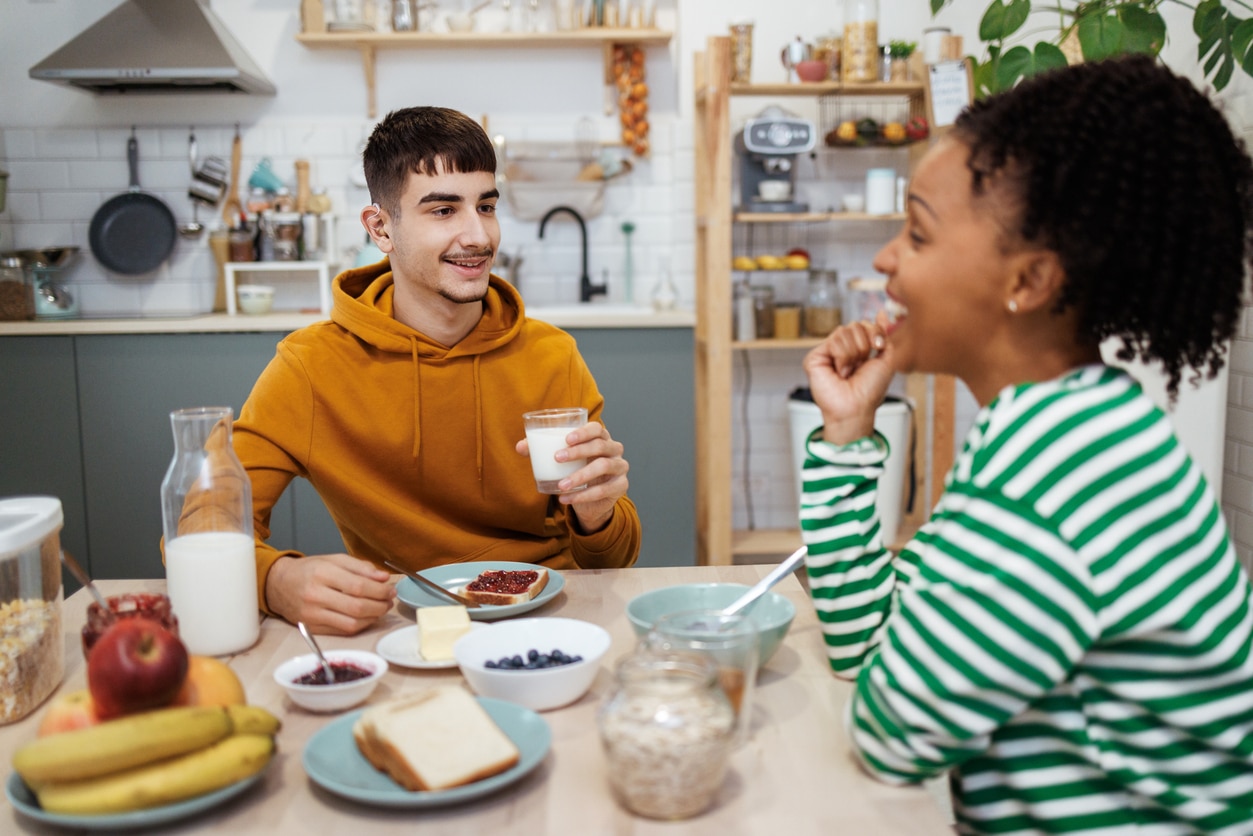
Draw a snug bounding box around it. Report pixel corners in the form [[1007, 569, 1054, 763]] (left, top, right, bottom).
[[598, 649, 735, 820], [805, 269, 841, 336], [0, 256, 33, 321], [773, 304, 801, 339], [272, 212, 303, 261], [751, 285, 775, 339], [228, 227, 255, 262]]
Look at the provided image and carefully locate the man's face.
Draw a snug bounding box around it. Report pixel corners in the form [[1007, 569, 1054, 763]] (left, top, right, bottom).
[[377, 164, 501, 307]]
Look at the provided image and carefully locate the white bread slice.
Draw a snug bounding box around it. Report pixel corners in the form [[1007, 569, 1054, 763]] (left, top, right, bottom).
[[416, 605, 470, 661], [353, 687, 520, 792], [461, 567, 549, 606]]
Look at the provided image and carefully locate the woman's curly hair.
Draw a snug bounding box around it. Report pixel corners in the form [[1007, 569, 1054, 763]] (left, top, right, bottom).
[[953, 55, 1253, 400]]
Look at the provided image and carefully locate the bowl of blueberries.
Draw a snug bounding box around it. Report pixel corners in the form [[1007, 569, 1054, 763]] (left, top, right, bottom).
[[453, 617, 611, 711]]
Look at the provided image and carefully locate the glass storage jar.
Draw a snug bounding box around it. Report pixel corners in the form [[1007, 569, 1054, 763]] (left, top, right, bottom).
[[750, 285, 775, 339], [805, 269, 841, 336], [0, 256, 33, 321], [598, 648, 735, 819], [0, 496, 64, 724], [841, 0, 879, 82]]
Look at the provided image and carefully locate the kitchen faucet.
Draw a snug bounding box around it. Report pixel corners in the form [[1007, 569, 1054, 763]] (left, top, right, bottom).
[[537, 205, 606, 303]]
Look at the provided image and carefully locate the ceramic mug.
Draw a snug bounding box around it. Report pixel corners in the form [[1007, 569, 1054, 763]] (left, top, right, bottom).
[[248, 158, 286, 193]]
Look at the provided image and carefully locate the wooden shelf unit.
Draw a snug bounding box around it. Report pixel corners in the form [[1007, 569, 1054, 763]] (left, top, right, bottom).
[[693, 35, 956, 566], [295, 28, 673, 118]]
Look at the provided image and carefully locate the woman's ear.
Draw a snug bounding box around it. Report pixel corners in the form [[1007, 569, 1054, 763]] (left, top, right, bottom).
[[1007, 250, 1066, 315], [360, 202, 394, 253]]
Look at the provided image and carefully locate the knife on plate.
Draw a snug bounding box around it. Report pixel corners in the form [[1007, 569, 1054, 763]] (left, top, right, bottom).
[[383, 560, 483, 609]]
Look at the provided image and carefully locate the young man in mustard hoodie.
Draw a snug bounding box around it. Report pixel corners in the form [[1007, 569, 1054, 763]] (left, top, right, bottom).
[[234, 107, 641, 635]]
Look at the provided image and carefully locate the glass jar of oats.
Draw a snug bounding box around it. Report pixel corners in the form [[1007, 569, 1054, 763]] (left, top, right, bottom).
[[0, 496, 64, 724], [597, 648, 735, 819]]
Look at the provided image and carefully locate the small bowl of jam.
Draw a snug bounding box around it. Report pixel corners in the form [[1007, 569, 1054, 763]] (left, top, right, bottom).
[[273, 648, 388, 713]]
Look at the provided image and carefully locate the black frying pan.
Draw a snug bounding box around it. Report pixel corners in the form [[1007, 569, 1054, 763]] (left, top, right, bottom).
[[89, 136, 177, 275]]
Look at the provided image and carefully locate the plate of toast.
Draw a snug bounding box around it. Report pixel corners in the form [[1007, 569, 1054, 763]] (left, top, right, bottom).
[[302, 690, 551, 807], [395, 562, 565, 620]]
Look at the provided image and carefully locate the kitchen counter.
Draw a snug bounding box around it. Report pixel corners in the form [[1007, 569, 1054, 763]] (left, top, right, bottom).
[[0, 569, 953, 834], [0, 306, 695, 336]]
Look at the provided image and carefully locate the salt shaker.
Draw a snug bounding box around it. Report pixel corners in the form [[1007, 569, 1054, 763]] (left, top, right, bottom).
[[598, 648, 735, 819]]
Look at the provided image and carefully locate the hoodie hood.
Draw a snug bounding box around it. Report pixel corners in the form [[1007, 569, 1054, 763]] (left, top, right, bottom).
[[330, 260, 526, 466], [332, 259, 524, 357]]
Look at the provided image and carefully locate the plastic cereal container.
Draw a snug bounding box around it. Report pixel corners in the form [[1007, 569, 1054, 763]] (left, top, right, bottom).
[[0, 497, 64, 723]]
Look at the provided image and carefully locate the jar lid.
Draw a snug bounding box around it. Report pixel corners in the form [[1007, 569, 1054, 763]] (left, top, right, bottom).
[[0, 497, 63, 560]]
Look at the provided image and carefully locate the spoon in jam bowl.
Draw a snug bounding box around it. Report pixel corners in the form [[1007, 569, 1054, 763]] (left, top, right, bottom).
[[297, 621, 337, 685]]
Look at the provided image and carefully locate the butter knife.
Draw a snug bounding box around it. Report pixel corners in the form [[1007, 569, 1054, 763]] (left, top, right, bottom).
[[383, 560, 482, 609]]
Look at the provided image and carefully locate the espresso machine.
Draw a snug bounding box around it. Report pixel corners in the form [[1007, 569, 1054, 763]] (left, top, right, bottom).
[[735, 106, 816, 213]]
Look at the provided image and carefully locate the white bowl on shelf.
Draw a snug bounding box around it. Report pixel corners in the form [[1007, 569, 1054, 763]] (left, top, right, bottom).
[[841, 194, 866, 213], [236, 284, 275, 315]]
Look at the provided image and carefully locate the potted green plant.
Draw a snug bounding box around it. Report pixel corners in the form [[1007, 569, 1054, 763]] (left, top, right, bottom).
[[888, 39, 918, 80], [932, 0, 1253, 97]]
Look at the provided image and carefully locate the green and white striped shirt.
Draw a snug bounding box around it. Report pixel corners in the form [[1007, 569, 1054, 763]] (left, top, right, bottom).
[[800, 365, 1253, 834]]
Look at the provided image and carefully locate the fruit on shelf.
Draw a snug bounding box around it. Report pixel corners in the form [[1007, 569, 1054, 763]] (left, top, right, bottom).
[[883, 121, 907, 143], [37, 690, 101, 738], [755, 254, 785, 270], [835, 120, 858, 143], [34, 733, 275, 816], [787, 247, 810, 259], [732, 256, 759, 271], [905, 116, 930, 142], [172, 656, 247, 708], [87, 617, 190, 720], [784, 253, 810, 270], [856, 118, 881, 142]]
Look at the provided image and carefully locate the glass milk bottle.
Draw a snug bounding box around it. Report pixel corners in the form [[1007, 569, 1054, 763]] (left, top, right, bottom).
[[160, 407, 259, 656]]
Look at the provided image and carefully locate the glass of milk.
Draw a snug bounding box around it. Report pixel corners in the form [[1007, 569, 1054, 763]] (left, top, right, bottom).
[[523, 407, 590, 494], [160, 407, 260, 656]]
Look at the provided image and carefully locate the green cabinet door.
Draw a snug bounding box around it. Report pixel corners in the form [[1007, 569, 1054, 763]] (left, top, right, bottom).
[[0, 336, 89, 586]]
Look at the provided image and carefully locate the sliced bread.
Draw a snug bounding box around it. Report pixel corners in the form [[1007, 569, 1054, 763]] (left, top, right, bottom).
[[461, 567, 549, 606], [352, 687, 520, 792]]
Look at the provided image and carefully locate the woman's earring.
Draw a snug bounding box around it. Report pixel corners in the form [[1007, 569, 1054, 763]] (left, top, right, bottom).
[[1007, 299, 1019, 313]]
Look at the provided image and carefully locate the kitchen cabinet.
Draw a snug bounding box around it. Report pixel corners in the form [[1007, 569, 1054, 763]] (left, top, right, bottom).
[[691, 35, 955, 566], [0, 325, 693, 582]]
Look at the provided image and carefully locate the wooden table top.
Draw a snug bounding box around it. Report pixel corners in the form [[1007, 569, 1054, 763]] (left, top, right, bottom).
[[0, 566, 953, 834]]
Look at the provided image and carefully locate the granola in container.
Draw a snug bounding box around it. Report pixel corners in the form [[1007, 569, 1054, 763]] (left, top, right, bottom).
[[0, 497, 65, 724]]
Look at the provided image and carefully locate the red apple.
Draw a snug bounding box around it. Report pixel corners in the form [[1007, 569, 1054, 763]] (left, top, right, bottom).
[[87, 617, 189, 720]]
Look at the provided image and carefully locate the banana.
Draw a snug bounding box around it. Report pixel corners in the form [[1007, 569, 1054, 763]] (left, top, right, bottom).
[[34, 733, 275, 815], [13, 705, 234, 785], [226, 704, 281, 736]]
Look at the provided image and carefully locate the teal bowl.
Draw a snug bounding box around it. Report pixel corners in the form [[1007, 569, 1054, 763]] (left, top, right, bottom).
[[625, 583, 797, 665]]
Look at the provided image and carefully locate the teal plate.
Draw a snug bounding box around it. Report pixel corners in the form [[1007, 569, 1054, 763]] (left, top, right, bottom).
[[6, 768, 265, 830], [395, 562, 565, 621], [302, 697, 551, 807]]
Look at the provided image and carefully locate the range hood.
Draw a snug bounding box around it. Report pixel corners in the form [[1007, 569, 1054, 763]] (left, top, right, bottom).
[[29, 0, 275, 95]]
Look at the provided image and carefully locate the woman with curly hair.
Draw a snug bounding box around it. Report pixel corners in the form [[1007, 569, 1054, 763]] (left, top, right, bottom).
[[798, 55, 1253, 834]]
